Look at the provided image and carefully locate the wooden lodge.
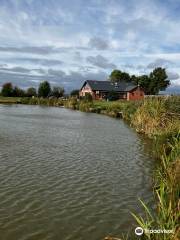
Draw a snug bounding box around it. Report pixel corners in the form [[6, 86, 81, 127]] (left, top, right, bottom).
[[79, 80, 144, 100]]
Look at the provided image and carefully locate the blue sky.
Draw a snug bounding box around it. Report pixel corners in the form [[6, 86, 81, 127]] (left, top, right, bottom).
[[0, 0, 180, 92]]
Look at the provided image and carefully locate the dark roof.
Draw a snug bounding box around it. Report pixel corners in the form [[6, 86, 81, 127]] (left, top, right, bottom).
[[81, 80, 138, 92]]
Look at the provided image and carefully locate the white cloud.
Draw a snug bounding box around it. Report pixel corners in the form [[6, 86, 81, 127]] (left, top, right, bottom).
[[0, 0, 180, 92], [167, 71, 180, 80], [86, 55, 116, 69]]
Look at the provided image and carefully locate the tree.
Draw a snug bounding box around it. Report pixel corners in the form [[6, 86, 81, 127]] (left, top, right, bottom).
[[51, 86, 64, 98], [136, 75, 150, 94], [109, 67, 170, 95], [13, 86, 25, 97], [38, 81, 51, 98], [1, 82, 13, 97], [83, 93, 93, 102], [26, 87, 37, 97], [70, 89, 79, 97], [148, 67, 170, 95], [109, 69, 131, 83], [132, 68, 170, 95]]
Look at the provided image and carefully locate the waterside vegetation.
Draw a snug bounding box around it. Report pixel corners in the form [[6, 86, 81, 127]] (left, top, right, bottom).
[[0, 83, 179, 239]]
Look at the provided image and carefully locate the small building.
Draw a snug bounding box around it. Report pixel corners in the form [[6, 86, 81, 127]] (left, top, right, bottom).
[[79, 80, 144, 100]]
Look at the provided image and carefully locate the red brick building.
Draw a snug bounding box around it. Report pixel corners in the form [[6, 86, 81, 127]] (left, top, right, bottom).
[[80, 80, 144, 100]]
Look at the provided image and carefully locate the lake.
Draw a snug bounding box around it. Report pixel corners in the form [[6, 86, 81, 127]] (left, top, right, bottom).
[[0, 105, 155, 240]]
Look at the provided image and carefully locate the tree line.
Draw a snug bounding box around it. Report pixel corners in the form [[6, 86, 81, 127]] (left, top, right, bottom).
[[109, 67, 170, 95], [0, 81, 65, 98], [0, 67, 170, 98]]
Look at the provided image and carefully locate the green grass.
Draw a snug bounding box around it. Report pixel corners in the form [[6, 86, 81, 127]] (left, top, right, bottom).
[[0, 96, 65, 106], [87, 100, 142, 120], [0, 96, 22, 103], [132, 134, 180, 240], [131, 98, 179, 136]]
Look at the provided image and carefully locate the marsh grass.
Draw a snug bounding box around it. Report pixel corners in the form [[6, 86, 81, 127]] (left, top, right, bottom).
[[0, 96, 21, 103], [130, 98, 180, 240], [132, 134, 180, 240], [132, 99, 170, 136], [92, 100, 142, 120], [20, 97, 64, 106], [64, 97, 79, 109]]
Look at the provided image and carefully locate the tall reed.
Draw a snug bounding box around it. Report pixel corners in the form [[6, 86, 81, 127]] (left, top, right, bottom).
[[132, 134, 180, 239]]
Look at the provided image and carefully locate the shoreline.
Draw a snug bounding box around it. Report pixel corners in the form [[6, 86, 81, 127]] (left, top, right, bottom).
[[0, 96, 179, 239]]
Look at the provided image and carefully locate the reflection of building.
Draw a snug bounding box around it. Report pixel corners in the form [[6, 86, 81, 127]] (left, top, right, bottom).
[[80, 80, 144, 100]]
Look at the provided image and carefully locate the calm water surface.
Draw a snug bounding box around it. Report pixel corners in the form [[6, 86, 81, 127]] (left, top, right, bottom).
[[0, 105, 155, 240]]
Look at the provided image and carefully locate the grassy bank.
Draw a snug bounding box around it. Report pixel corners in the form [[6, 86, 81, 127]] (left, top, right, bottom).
[[63, 97, 143, 121], [132, 134, 180, 240], [0, 96, 22, 104], [0, 96, 64, 106]]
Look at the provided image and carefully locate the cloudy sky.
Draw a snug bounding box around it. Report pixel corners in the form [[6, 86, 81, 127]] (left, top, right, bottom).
[[0, 0, 180, 92]]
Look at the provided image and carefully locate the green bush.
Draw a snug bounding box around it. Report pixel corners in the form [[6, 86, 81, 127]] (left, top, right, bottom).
[[79, 101, 94, 112], [164, 96, 180, 114], [64, 97, 79, 109], [82, 93, 93, 102]]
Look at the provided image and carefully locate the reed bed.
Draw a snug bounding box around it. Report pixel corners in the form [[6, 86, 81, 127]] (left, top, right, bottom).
[[132, 134, 180, 240]]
